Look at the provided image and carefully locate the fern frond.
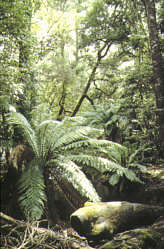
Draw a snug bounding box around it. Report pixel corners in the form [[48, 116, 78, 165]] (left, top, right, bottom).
[[108, 173, 120, 186], [129, 163, 147, 172], [66, 154, 122, 173], [18, 161, 46, 220], [63, 139, 125, 163], [63, 138, 110, 151], [36, 120, 60, 160], [65, 138, 123, 150], [37, 120, 60, 130], [51, 158, 101, 202], [108, 167, 143, 186], [104, 149, 122, 163], [61, 116, 87, 126], [79, 106, 110, 125], [8, 112, 39, 158], [123, 168, 143, 183], [62, 139, 92, 151], [54, 126, 103, 148], [128, 148, 142, 164]]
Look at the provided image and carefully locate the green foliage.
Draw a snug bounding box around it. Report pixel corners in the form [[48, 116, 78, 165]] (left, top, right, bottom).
[[78, 101, 133, 143], [107, 146, 147, 185], [9, 111, 39, 158], [49, 158, 100, 202], [0, 0, 38, 120], [8, 107, 103, 219], [18, 161, 46, 221], [2, 0, 164, 223], [79, 0, 130, 49], [8, 104, 146, 220]]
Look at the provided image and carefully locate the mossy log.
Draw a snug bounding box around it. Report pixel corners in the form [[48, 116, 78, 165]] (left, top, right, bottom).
[[70, 201, 164, 241], [100, 216, 164, 249]]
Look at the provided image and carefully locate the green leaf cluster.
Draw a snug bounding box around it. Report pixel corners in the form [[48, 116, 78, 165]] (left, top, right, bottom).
[[18, 161, 46, 221], [8, 104, 146, 220]]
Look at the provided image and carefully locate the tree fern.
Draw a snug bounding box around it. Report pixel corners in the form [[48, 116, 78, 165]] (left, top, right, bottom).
[[8, 105, 145, 221]]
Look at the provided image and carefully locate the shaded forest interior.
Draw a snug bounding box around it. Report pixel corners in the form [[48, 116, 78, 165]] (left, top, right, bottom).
[[0, 0, 164, 248]]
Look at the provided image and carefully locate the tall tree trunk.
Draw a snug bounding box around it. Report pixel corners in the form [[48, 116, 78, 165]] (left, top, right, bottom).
[[144, 0, 164, 157], [57, 41, 67, 120]]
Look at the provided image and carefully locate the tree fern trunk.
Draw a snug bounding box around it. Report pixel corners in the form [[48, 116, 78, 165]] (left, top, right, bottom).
[[44, 166, 86, 225]]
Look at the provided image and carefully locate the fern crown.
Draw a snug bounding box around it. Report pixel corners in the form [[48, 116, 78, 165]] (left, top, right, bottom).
[[8, 105, 145, 220]]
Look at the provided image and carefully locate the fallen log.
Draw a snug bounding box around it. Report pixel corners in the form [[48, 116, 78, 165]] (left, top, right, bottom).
[[70, 201, 164, 241], [100, 216, 164, 249]]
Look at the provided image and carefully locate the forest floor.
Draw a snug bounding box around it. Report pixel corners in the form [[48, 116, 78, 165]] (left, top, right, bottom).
[[0, 162, 164, 248]]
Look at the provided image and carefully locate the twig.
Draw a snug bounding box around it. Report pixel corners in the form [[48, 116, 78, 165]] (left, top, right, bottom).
[[0, 212, 95, 249], [0, 212, 61, 240]]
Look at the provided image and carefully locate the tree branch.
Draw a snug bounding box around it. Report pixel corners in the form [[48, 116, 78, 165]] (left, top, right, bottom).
[[0, 212, 94, 249], [85, 95, 95, 107], [71, 43, 112, 117]]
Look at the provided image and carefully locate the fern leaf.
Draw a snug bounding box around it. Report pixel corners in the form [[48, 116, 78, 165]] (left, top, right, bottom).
[[63, 138, 119, 151], [18, 161, 46, 220], [8, 112, 39, 158], [108, 173, 120, 186], [103, 149, 122, 163], [49, 158, 101, 202], [129, 163, 147, 172], [36, 120, 60, 160], [54, 126, 102, 148], [67, 154, 122, 173], [128, 148, 141, 164], [123, 168, 143, 183]]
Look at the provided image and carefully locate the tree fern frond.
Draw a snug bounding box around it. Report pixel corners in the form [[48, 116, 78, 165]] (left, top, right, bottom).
[[37, 120, 60, 130], [8, 112, 39, 158], [79, 106, 110, 125], [103, 149, 122, 163], [53, 158, 101, 202], [54, 126, 103, 148], [55, 133, 88, 149], [108, 173, 120, 186], [62, 138, 111, 151], [18, 161, 46, 220], [62, 139, 90, 150], [63, 139, 124, 158], [109, 167, 143, 186], [128, 148, 142, 164], [36, 120, 60, 160], [61, 116, 88, 126], [123, 168, 143, 183], [67, 154, 122, 173], [37, 122, 84, 150], [105, 114, 119, 127], [129, 163, 147, 172]]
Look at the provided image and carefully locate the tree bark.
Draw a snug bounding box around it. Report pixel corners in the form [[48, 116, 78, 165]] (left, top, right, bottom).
[[144, 0, 164, 157]]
